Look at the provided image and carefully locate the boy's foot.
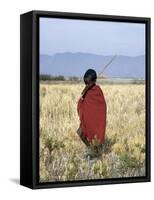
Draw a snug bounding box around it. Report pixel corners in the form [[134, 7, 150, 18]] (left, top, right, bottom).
[[83, 151, 102, 160]]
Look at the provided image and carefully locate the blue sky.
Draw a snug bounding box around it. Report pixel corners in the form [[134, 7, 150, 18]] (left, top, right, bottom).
[[40, 17, 145, 56]]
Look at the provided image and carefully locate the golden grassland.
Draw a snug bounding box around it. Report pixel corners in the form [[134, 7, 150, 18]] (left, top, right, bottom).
[[39, 82, 145, 182]]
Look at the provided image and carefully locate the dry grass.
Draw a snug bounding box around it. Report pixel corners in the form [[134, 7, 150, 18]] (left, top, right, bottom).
[[39, 83, 145, 182]]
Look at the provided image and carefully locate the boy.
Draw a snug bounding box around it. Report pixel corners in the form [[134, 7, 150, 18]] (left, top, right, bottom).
[[77, 69, 107, 159]]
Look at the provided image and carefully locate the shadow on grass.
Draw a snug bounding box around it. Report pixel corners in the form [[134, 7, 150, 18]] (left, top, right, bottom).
[[103, 136, 117, 154]]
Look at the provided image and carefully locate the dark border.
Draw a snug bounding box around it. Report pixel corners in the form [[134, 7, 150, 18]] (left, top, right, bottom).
[[20, 11, 33, 188], [22, 10, 151, 189]]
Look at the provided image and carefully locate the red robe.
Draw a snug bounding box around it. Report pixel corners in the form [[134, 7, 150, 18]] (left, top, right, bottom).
[[77, 84, 107, 144]]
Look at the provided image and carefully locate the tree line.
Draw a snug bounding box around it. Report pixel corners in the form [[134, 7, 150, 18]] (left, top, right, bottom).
[[40, 74, 79, 81]]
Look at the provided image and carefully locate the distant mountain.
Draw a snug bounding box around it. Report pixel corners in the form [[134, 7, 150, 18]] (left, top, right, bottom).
[[40, 52, 145, 78]]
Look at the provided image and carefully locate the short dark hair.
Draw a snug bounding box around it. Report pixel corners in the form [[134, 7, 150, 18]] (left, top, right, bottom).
[[83, 69, 97, 84]]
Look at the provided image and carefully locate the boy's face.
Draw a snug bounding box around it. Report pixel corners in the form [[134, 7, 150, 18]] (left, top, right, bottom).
[[84, 77, 92, 85], [84, 78, 95, 86]]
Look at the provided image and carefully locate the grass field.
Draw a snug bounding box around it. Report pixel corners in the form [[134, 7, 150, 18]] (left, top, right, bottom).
[[39, 82, 145, 182]]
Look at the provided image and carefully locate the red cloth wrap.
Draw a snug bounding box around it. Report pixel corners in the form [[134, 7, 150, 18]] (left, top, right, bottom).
[[77, 84, 107, 144]]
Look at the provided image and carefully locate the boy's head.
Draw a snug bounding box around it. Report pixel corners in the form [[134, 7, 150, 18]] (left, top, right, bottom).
[[84, 69, 97, 85]]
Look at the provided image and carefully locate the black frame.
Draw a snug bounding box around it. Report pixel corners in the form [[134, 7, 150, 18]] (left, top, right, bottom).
[[20, 10, 151, 189]]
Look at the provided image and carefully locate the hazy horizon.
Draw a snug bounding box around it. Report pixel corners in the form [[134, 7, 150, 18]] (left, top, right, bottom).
[[40, 53, 145, 78], [39, 18, 145, 79], [40, 51, 145, 57]]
